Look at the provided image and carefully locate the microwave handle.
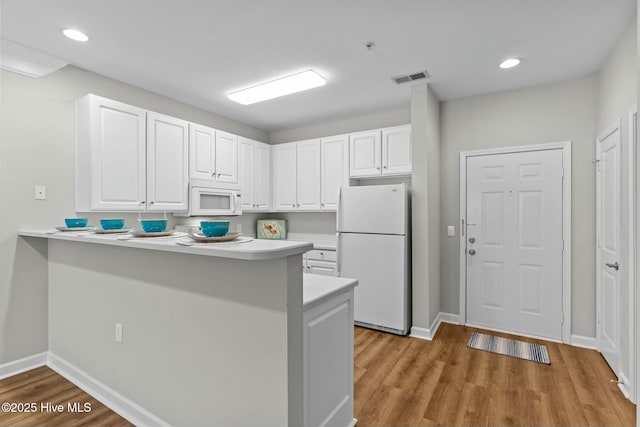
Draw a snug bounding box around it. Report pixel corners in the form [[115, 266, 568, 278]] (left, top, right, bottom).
[[232, 192, 238, 213]]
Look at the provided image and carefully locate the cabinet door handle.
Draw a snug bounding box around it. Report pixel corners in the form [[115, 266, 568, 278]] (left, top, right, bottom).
[[383, 165, 388, 169], [321, 203, 325, 207], [376, 166, 380, 170], [140, 201, 146, 205], [149, 201, 154, 205], [211, 172, 216, 177]]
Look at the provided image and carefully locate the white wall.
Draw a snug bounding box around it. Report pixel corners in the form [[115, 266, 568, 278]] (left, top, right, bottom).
[[597, 18, 637, 381], [0, 65, 267, 364], [440, 75, 599, 337]]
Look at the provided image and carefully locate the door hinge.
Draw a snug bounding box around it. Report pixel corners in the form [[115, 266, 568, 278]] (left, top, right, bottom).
[[562, 239, 565, 252], [561, 312, 564, 324]]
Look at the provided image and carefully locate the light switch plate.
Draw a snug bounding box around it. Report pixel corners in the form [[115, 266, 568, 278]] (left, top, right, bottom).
[[447, 226, 455, 237], [35, 185, 46, 200]]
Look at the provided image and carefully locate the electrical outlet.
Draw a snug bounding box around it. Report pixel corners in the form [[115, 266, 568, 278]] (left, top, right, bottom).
[[447, 226, 455, 237], [115, 323, 123, 344], [35, 185, 46, 200]]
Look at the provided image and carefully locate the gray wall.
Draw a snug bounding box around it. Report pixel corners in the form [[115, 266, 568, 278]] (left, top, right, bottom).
[[440, 75, 599, 337], [0, 65, 267, 364], [411, 84, 441, 330], [597, 19, 637, 381]]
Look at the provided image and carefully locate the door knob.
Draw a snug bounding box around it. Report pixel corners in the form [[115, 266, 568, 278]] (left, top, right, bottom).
[[469, 237, 476, 244], [468, 249, 476, 255], [605, 262, 620, 271]]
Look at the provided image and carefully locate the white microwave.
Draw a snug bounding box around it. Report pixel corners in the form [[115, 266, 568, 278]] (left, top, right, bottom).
[[176, 180, 242, 217]]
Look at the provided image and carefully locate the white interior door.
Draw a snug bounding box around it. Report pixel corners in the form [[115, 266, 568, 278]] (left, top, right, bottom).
[[597, 124, 621, 375], [466, 149, 564, 340]]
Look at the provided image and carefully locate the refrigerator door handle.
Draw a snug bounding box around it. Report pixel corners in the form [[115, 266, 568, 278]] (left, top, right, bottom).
[[336, 186, 342, 232], [336, 233, 341, 276]]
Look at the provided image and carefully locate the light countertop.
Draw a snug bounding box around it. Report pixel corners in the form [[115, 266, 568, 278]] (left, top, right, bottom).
[[303, 273, 357, 309], [19, 229, 313, 261]]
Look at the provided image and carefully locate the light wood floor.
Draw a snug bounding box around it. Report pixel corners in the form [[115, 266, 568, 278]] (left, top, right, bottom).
[[354, 323, 636, 426], [0, 323, 636, 426], [0, 366, 133, 427]]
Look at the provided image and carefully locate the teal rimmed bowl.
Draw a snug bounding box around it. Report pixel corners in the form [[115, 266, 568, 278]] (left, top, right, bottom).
[[200, 221, 229, 237], [141, 219, 167, 233], [64, 218, 88, 228], [100, 218, 125, 230]]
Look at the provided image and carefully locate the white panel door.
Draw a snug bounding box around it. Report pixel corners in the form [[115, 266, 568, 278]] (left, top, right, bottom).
[[189, 123, 215, 181], [597, 125, 621, 374], [254, 142, 272, 211], [338, 233, 407, 331], [215, 130, 238, 184], [272, 142, 298, 211], [238, 137, 255, 210], [382, 125, 412, 175], [466, 149, 564, 340], [146, 112, 189, 211], [320, 135, 346, 211], [297, 139, 321, 211], [89, 97, 146, 210], [349, 131, 381, 177]]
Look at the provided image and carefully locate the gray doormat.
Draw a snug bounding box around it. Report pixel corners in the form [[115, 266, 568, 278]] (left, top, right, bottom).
[[467, 331, 550, 364]]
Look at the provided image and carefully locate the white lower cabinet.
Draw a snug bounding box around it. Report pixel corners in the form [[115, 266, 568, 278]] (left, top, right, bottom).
[[303, 285, 355, 427], [304, 249, 338, 276]]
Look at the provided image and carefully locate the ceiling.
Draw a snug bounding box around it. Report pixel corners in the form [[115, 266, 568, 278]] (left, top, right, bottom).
[[1, 0, 635, 132]]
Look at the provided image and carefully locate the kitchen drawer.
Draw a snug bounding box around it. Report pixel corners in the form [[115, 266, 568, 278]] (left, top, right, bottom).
[[306, 259, 337, 276], [306, 249, 336, 262]]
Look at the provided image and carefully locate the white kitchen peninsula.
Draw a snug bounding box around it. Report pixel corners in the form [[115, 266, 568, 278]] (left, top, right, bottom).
[[18, 231, 356, 427]]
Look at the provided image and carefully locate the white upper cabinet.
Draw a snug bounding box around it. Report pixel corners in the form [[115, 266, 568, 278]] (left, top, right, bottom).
[[215, 130, 238, 183], [272, 142, 298, 210], [349, 130, 381, 177], [254, 142, 272, 210], [189, 123, 215, 180], [77, 94, 187, 212], [320, 135, 347, 211], [349, 125, 411, 178], [146, 112, 189, 212], [382, 125, 412, 175], [189, 125, 238, 184], [297, 139, 321, 211], [239, 137, 271, 212]]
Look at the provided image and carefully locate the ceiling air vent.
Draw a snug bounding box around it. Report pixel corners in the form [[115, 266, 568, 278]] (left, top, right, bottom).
[[392, 70, 430, 85]]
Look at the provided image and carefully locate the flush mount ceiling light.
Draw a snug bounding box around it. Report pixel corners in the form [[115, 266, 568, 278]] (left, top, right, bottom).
[[228, 69, 326, 105], [62, 28, 89, 42], [499, 58, 522, 69]]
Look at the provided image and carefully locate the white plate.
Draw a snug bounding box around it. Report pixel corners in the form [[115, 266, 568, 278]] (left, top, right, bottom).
[[130, 229, 175, 238], [177, 236, 253, 246], [55, 226, 93, 232], [92, 227, 131, 234], [188, 231, 242, 242]]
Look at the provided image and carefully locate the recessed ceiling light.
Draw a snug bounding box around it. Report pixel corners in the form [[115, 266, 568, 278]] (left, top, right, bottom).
[[499, 58, 522, 69], [62, 28, 89, 42], [228, 69, 326, 105]]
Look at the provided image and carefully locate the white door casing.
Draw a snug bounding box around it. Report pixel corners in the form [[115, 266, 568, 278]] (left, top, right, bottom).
[[459, 142, 572, 343], [597, 121, 621, 376], [629, 105, 637, 404]]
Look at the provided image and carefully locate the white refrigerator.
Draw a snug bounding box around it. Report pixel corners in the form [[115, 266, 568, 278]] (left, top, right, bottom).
[[337, 183, 410, 335]]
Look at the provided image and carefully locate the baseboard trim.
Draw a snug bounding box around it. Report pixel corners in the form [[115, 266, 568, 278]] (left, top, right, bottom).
[[0, 352, 48, 380], [47, 352, 169, 427], [570, 334, 598, 350], [617, 371, 632, 401], [410, 312, 460, 341]]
